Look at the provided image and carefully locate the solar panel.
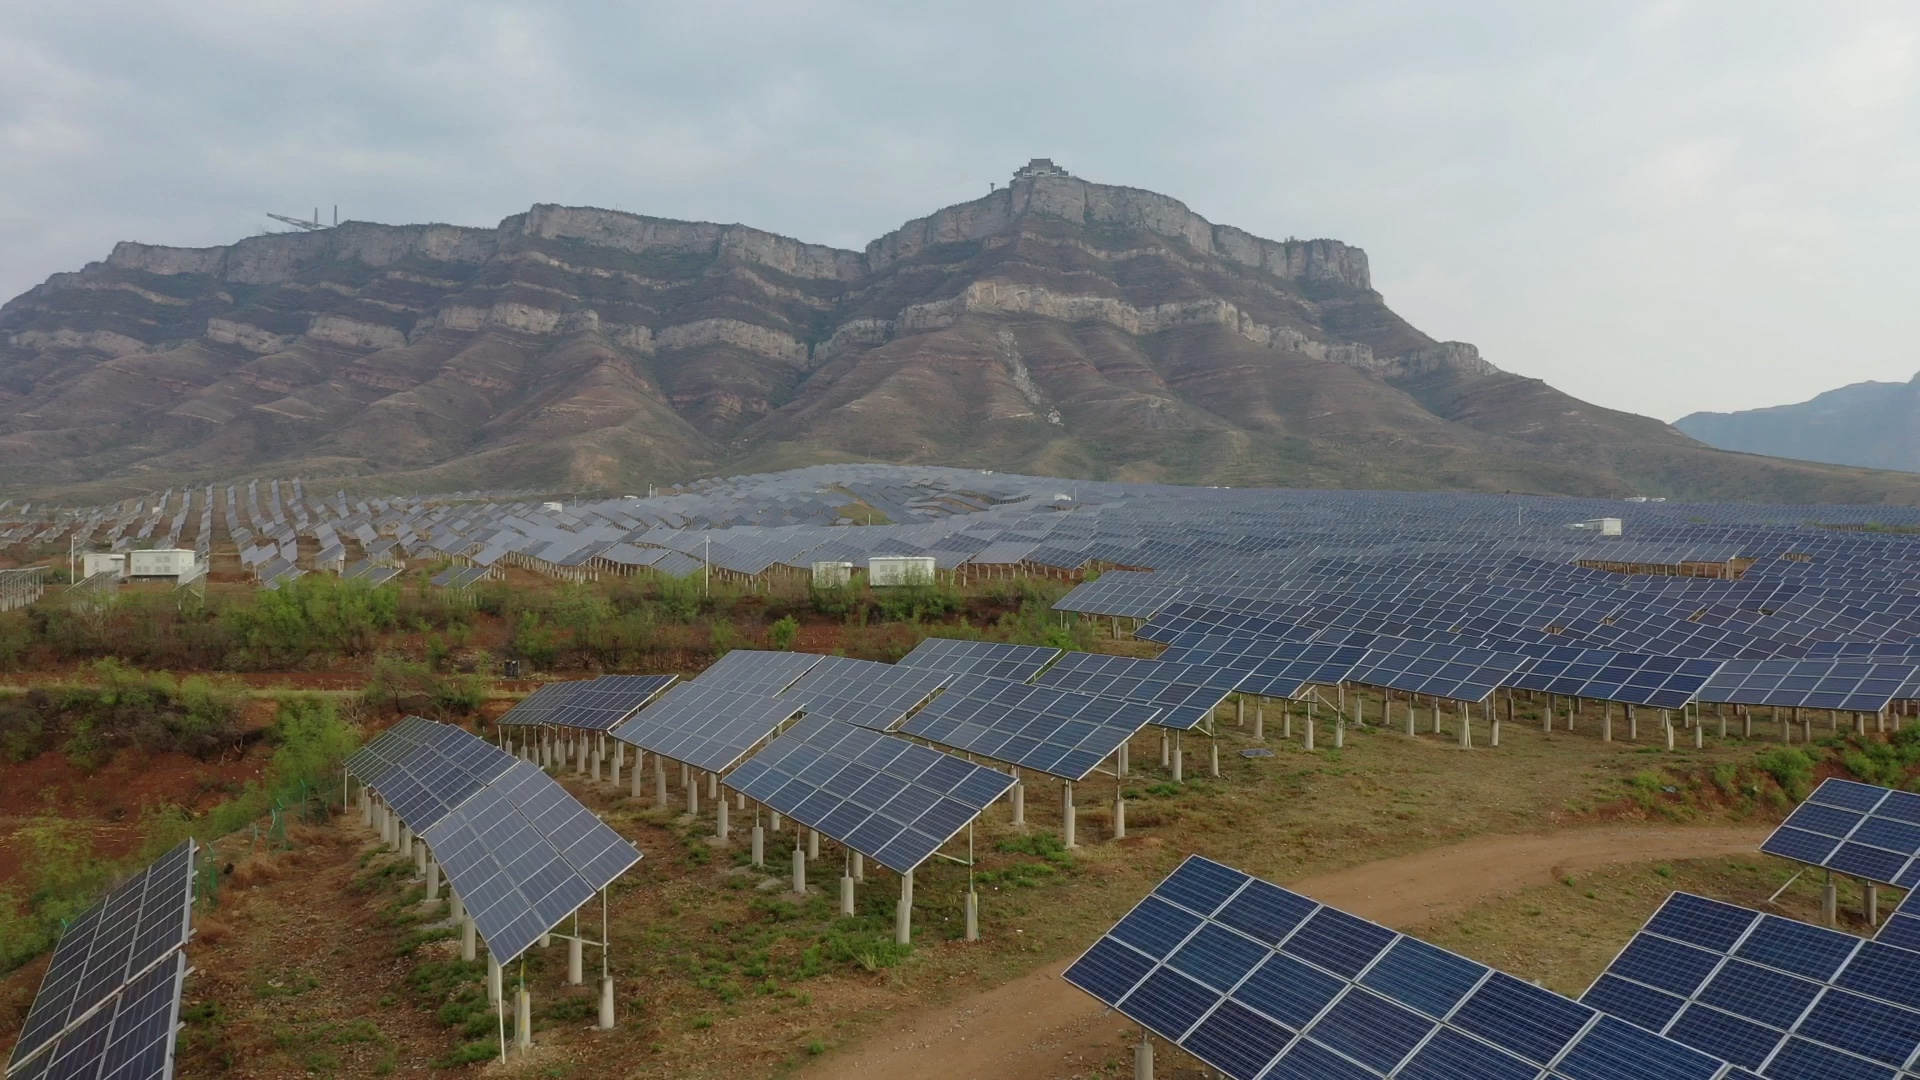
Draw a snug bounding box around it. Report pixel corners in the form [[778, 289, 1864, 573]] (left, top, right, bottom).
[[608, 683, 805, 773], [494, 682, 592, 727], [1507, 646, 1725, 709], [1159, 637, 1369, 701], [344, 718, 518, 835], [7, 841, 196, 1078], [9, 951, 187, 1080], [724, 715, 1016, 874], [541, 675, 677, 731], [689, 649, 824, 696], [1760, 777, 1920, 889], [1066, 855, 1733, 1080], [896, 638, 1062, 682], [777, 655, 953, 731], [1034, 652, 1244, 731], [1346, 638, 1535, 704], [1697, 660, 1918, 713], [1881, 888, 1920, 953], [1583, 890, 1920, 1076], [897, 673, 1160, 781]]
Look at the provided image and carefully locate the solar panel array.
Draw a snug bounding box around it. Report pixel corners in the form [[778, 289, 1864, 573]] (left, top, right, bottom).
[[724, 714, 1017, 873], [1034, 652, 1245, 731], [777, 655, 953, 731], [421, 758, 642, 964], [609, 683, 805, 773], [1505, 646, 1723, 709], [1761, 777, 1920, 889], [7, 841, 196, 1080], [896, 638, 1062, 682], [1065, 855, 1736, 1080], [898, 674, 1160, 781], [1883, 889, 1920, 953], [1583, 891, 1920, 1077], [494, 682, 591, 728], [1158, 636, 1370, 700]]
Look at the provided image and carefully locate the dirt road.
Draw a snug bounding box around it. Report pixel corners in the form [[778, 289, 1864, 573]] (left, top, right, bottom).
[[800, 823, 1769, 1080]]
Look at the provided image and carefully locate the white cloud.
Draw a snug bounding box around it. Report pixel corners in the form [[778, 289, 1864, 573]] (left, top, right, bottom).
[[1828, 21, 1918, 108]]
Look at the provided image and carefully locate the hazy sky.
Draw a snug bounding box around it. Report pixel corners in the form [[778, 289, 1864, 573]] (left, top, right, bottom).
[[3, 1, 1915, 421]]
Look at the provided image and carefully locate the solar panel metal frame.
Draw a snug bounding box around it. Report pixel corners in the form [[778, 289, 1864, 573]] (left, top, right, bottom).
[[723, 714, 1016, 874], [9, 950, 187, 1080], [1065, 854, 1734, 1080]]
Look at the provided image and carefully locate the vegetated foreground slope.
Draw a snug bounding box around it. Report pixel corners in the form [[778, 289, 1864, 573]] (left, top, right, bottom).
[[8, 163, 1920, 503], [1677, 374, 1920, 475]]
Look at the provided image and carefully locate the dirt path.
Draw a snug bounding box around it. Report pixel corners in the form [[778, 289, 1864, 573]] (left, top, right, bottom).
[[800, 823, 1770, 1080]]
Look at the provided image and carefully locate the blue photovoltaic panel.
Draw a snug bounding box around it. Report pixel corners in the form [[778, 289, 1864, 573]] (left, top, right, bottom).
[[609, 683, 805, 773], [895, 638, 1062, 682], [7, 841, 197, 1077], [1159, 638, 1369, 701], [1034, 651, 1244, 731], [724, 714, 1015, 873], [777, 655, 953, 731], [1879, 888, 1920, 952], [541, 674, 677, 731], [344, 718, 518, 835], [489, 760, 644, 890], [1507, 647, 1724, 709], [898, 673, 1161, 781], [9, 951, 187, 1080], [1346, 638, 1535, 704], [1584, 890, 1920, 1076], [494, 681, 592, 727], [1760, 777, 1920, 889], [691, 649, 825, 695], [1696, 660, 1919, 713], [1064, 855, 1732, 1080]]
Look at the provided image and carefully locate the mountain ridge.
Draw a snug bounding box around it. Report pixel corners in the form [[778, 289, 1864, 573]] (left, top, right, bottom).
[[1676, 375, 1920, 474], [7, 160, 1920, 504]]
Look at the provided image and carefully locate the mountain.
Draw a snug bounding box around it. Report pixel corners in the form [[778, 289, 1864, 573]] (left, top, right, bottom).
[[7, 158, 1920, 503], [1676, 376, 1920, 474]]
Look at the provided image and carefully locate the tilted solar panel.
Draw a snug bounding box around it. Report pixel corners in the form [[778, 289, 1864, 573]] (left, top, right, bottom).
[[725, 715, 1016, 874], [9, 951, 187, 1080], [1346, 637, 1535, 704], [541, 674, 678, 731], [1160, 637, 1369, 700], [1697, 660, 1919, 713], [7, 841, 196, 1078], [344, 718, 518, 835], [494, 682, 592, 728], [1584, 890, 1920, 1077], [1761, 777, 1920, 889], [690, 649, 824, 696], [897, 674, 1160, 781], [895, 638, 1062, 682], [777, 655, 953, 731], [609, 683, 805, 773], [1034, 652, 1244, 731], [1066, 855, 1734, 1080]]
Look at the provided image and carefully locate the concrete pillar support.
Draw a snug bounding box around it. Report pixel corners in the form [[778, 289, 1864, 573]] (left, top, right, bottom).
[[808, 828, 820, 861], [1114, 795, 1127, 840], [716, 797, 729, 841], [1063, 782, 1077, 849], [792, 847, 807, 895], [965, 888, 980, 942], [515, 988, 532, 1049], [751, 824, 765, 867], [840, 875, 855, 916], [568, 935, 584, 986], [895, 870, 913, 946], [487, 955, 502, 1004], [1822, 881, 1838, 926], [598, 977, 615, 1030], [462, 917, 476, 962]]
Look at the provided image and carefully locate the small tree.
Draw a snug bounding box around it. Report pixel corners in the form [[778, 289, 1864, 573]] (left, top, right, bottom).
[[767, 615, 800, 651]]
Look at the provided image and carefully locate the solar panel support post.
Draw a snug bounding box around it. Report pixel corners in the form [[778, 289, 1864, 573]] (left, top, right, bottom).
[[1741, 705, 1751, 739], [1209, 738, 1219, 778], [426, 856, 440, 901], [1457, 702, 1470, 749], [1487, 699, 1499, 747], [751, 824, 764, 867], [1627, 705, 1637, 741], [655, 756, 667, 807], [1159, 730, 1169, 768], [1821, 872, 1837, 926], [515, 982, 531, 1050], [708, 771, 718, 801], [1063, 781, 1078, 849], [853, 852, 864, 882], [1866, 881, 1879, 926], [1718, 703, 1728, 739], [1171, 732, 1183, 782], [895, 869, 913, 946], [1303, 701, 1315, 751], [461, 916, 476, 961], [450, 887, 464, 923], [1692, 715, 1703, 749], [1663, 710, 1675, 751], [1253, 698, 1264, 742], [1011, 773, 1024, 827], [791, 846, 806, 895], [808, 829, 820, 861], [688, 770, 699, 816], [1544, 693, 1554, 734], [1135, 1030, 1153, 1080], [487, 954, 501, 1004], [568, 924, 584, 986], [715, 796, 729, 841], [609, 749, 620, 789]]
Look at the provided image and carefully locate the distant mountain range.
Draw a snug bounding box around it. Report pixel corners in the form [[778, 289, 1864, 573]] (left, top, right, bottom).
[[1677, 376, 1920, 474], [7, 158, 1920, 503]]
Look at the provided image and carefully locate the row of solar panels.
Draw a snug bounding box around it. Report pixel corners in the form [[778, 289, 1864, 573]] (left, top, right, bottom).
[[344, 717, 643, 964]]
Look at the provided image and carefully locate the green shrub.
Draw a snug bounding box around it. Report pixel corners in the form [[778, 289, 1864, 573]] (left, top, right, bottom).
[[767, 615, 800, 651], [1756, 746, 1817, 801]]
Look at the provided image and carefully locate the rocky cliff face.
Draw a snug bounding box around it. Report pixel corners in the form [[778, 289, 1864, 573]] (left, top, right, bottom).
[[1677, 376, 1920, 474], [5, 165, 1917, 503]]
